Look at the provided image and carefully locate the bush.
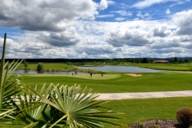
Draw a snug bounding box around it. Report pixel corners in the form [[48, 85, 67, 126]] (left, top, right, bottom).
[[176, 107, 192, 128], [37, 63, 44, 73]]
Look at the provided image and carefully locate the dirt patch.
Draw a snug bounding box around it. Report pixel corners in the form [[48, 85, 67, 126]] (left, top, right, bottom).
[[130, 119, 179, 128], [127, 73, 143, 77]]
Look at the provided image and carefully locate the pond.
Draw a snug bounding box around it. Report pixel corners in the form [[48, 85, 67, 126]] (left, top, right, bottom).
[[79, 65, 160, 73], [15, 65, 160, 74]]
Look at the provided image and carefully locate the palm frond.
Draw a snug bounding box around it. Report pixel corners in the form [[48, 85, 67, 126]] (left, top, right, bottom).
[[46, 85, 118, 128], [18, 84, 118, 128], [12, 84, 55, 127], [0, 33, 22, 119]]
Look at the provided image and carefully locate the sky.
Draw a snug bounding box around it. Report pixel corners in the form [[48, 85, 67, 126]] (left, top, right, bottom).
[[0, 0, 192, 58]]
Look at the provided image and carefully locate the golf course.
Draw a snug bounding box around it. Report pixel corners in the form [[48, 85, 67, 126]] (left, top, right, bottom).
[[8, 62, 191, 127]]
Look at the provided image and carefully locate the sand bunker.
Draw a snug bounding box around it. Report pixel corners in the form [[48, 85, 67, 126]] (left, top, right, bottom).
[[128, 73, 143, 77]]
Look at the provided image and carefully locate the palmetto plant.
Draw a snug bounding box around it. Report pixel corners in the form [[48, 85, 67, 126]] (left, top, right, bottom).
[[0, 33, 22, 119], [14, 84, 118, 128]]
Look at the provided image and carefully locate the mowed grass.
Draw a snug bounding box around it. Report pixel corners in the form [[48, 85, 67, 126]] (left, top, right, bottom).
[[1, 97, 192, 128], [25, 73, 120, 80], [19, 63, 77, 71], [19, 72, 192, 92], [104, 97, 192, 127], [129, 63, 192, 71]]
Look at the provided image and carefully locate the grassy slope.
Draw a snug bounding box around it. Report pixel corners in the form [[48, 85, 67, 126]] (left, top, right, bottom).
[[1, 97, 192, 128], [131, 63, 192, 71], [19, 63, 77, 71], [105, 97, 192, 127], [19, 72, 192, 93]]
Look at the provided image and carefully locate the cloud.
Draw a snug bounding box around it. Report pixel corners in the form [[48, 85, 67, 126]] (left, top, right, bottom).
[[108, 0, 116, 5], [114, 17, 126, 21], [133, 0, 180, 9], [136, 12, 150, 19], [108, 30, 151, 47], [40, 32, 80, 47], [99, 0, 109, 10], [153, 25, 172, 37], [166, 8, 171, 15], [111, 10, 132, 17], [172, 10, 192, 35], [96, 14, 114, 18], [0, 0, 98, 31], [4, 14, 191, 58], [0, 0, 192, 58]]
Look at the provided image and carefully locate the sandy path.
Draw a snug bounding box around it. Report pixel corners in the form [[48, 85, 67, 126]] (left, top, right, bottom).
[[96, 90, 192, 100]]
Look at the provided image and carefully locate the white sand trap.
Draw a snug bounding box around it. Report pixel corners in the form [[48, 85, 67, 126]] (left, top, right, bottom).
[[127, 73, 142, 77], [96, 90, 192, 100]]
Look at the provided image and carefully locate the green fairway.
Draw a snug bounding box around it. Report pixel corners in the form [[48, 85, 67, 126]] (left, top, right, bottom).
[[105, 97, 192, 127], [1, 97, 192, 128], [19, 62, 77, 71], [131, 63, 192, 71], [24, 73, 120, 80], [19, 72, 192, 93]]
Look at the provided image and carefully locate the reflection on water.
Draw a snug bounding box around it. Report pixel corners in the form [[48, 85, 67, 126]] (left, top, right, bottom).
[[79, 65, 160, 73]]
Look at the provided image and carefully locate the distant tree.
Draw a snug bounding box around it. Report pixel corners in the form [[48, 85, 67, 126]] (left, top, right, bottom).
[[37, 63, 44, 73], [141, 58, 148, 63], [173, 57, 178, 63], [23, 60, 28, 73]]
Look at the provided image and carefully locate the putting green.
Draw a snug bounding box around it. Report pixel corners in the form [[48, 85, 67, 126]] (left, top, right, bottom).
[[22, 73, 121, 80]]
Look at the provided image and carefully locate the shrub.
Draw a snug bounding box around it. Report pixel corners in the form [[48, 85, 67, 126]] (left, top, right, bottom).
[[36, 63, 44, 73], [176, 107, 192, 128]]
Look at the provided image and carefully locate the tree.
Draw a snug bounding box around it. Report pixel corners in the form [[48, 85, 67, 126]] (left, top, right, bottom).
[[37, 63, 44, 73]]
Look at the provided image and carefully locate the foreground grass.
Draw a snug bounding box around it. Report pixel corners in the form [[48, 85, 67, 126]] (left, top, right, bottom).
[[20, 72, 192, 92], [104, 97, 192, 127], [1, 97, 192, 128]]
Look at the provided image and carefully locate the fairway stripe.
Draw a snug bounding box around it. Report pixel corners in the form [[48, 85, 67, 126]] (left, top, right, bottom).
[[96, 91, 192, 100]]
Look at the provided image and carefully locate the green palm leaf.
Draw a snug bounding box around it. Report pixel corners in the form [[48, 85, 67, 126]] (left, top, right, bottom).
[[47, 85, 118, 128], [18, 84, 118, 128], [12, 84, 55, 127], [0, 33, 22, 119]]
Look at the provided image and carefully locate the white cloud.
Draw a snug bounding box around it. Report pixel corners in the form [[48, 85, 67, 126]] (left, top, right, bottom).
[[99, 0, 108, 10], [1, 1, 192, 58], [96, 14, 114, 18], [172, 10, 192, 35], [108, 0, 116, 5], [166, 9, 171, 15], [133, 0, 181, 9], [136, 12, 150, 19], [0, 0, 98, 31], [114, 17, 126, 21], [111, 10, 132, 17]]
